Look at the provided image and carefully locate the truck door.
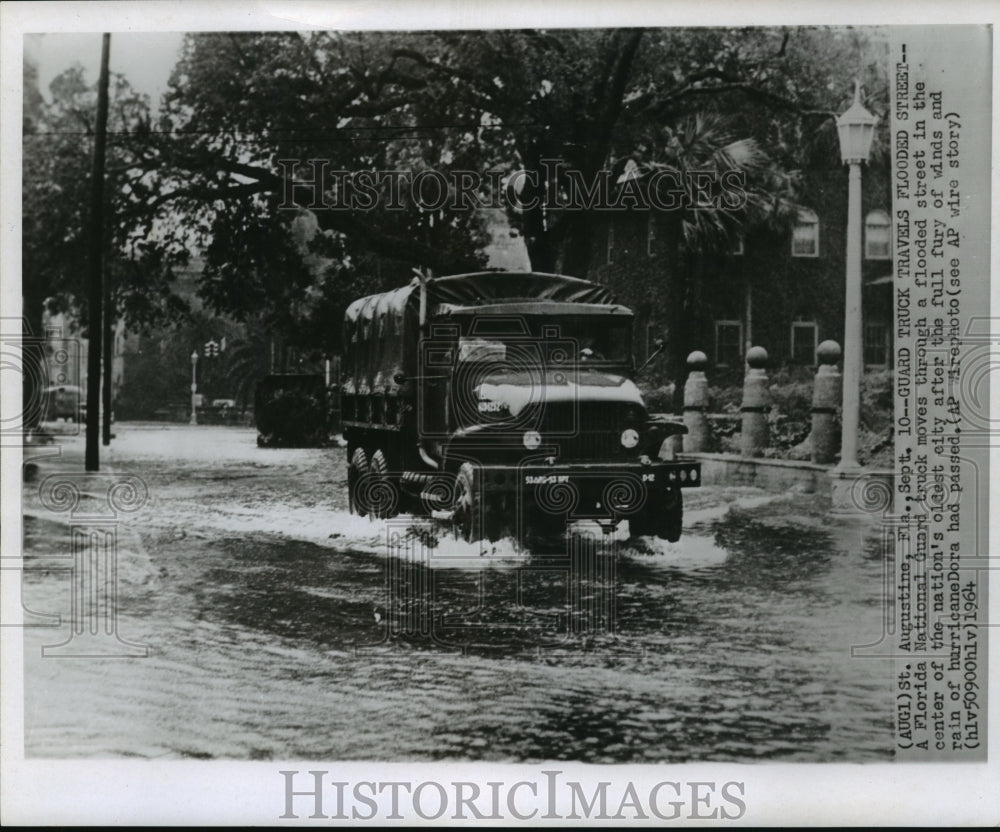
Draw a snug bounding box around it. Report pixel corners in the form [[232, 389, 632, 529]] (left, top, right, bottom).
[[417, 325, 456, 438]]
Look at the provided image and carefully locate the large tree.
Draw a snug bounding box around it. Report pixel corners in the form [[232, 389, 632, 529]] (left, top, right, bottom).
[[43, 27, 888, 379], [22, 60, 188, 342], [22, 58, 192, 427], [383, 27, 887, 270], [123, 31, 498, 353]]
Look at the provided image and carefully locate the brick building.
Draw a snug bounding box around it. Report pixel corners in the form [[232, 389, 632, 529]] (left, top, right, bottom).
[[585, 161, 893, 381]]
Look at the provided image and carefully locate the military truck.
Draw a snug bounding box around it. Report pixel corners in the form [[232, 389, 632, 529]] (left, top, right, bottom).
[[254, 373, 328, 446], [341, 271, 700, 543]]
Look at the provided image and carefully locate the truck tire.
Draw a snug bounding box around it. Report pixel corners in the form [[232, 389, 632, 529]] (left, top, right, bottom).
[[629, 488, 683, 543], [452, 462, 502, 544], [348, 446, 370, 517], [369, 449, 399, 519]]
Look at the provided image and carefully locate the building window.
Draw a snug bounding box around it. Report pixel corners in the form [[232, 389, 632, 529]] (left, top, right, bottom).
[[714, 320, 743, 367], [865, 209, 891, 259], [606, 221, 615, 265], [790, 321, 818, 364], [791, 208, 819, 257], [646, 215, 656, 257], [864, 322, 889, 366]]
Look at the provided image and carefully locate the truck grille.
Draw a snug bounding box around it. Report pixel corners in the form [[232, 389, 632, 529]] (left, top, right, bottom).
[[557, 431, 628, 460], [535, 402, 637, 461]]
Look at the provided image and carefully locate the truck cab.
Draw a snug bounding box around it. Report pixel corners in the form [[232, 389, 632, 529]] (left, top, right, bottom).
[[341, 272, 699, 543]]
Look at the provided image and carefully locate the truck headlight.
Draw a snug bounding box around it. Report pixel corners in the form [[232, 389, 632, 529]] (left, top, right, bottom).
[[523, 430, 542, 450], [620, 428, 639, 449]]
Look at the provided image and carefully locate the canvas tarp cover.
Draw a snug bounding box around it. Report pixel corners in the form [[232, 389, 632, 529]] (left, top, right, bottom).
[[342, 272, 618, 396]]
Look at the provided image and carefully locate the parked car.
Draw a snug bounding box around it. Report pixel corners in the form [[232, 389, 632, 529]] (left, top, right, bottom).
[[43, 384, 85, 422]]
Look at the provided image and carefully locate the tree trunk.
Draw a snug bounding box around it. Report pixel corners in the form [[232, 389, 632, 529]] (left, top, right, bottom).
[[561, 214, 595, 278], [22, 292, 46, 431], [521, 198, 558, 273], [661, 219, 689, 414]]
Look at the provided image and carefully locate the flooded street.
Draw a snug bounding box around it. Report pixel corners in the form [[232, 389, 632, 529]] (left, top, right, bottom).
[[22, 424, 893, 762]]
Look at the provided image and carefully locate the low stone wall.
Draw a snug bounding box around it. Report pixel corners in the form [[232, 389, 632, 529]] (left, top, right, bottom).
[[683, 452, 832, 494], [683, 451, 894, 510]]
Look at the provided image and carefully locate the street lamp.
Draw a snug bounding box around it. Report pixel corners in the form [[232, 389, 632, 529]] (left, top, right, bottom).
[[190, 350, 199, 426], [832, 80, 877, 501]]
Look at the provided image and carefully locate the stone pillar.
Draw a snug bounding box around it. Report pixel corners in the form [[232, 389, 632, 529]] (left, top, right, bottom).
[[740, 346, 769, 457], [682, 351, 709, 452], [811, 340, 842, 464]]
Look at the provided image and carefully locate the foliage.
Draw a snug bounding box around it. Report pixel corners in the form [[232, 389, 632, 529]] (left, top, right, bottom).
[[114, 312, 270, 419], [150, 29, 887, 310], [701, 367, 893, 463], [638, 383, 675, 413], [25, 28, 890, 367], [22, 59, 189, 340], [708, 414, 741, 453], [707, 383, 742, 413], [769, 377, 813, 420], [860, 369, 893, 432], [859, 369, 894, 468]]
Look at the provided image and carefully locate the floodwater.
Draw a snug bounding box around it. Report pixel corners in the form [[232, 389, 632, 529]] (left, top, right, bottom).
[[21, 425, 893, 762]]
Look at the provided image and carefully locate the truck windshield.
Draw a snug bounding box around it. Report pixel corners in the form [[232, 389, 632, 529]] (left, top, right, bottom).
[[457, 318, 631, 365]]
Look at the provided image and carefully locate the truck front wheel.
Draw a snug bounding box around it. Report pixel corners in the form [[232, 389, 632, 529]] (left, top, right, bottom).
[[452, 463, 503, 544], [629, 488, 683, 543]]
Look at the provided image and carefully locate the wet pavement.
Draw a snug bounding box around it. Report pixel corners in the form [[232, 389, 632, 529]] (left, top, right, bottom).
[[20, 423, 894, 761]]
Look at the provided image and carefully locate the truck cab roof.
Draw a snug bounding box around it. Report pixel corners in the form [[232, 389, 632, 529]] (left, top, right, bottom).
[[342, 272, 631, 397], [436, 301, 632, 317], [344, 271, 620, 330]]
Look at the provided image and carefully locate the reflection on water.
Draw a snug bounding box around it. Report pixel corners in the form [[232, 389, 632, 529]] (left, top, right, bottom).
[[23, 498, 893, 762]]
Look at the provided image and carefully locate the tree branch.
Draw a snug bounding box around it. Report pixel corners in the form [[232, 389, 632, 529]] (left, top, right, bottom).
[[133, 181, 262, 213], [665, 82, 836, 119]]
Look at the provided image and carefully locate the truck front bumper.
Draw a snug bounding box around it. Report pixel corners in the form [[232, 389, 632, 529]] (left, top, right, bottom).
[[474, 459, 700, 519]]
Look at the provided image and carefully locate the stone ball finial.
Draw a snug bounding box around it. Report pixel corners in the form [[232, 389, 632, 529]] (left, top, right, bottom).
[[817, 340, 842, 365], [746, 346, 768, 369], [686, 350, 708, 371]]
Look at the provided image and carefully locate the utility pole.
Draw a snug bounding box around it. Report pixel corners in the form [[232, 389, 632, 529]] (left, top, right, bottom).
[[102, 265, 113, 446], [85, 33, 111, 471]]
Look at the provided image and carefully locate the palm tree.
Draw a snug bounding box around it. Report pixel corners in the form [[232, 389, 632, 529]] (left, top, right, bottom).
[[611, 113, 800, 405]]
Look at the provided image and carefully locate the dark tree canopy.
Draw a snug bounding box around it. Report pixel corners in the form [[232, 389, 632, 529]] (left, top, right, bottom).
[[23, 27, 888, 367], [22, 58, 188, 340]]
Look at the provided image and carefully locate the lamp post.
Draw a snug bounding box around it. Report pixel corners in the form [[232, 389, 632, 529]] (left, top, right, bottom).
[[190, 350, 199, 426], [832, 81, 877, 503]]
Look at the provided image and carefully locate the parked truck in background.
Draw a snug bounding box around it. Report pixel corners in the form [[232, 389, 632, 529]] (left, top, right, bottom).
[[340, 271, 700, 543], [254, 373, 328, 446]]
